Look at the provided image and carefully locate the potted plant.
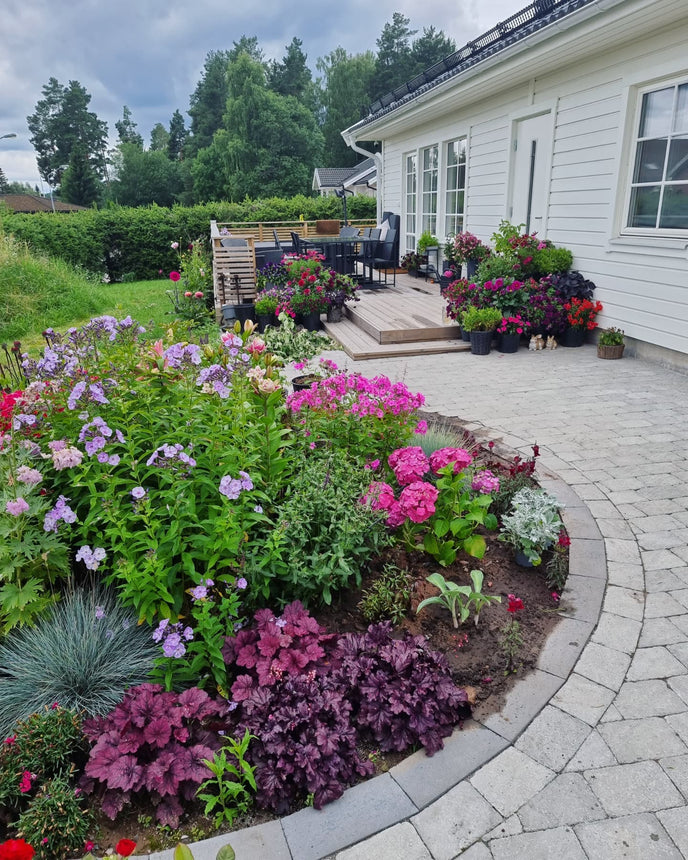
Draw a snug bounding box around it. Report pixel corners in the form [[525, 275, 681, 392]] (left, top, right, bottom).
[[325, 272, 359, 323], [401, 251, 424, 277], [462, 306, 502, 355], [291, 357, 340, 391], [254, 288, 281, 332], [561, 297, 603, 347], [289, 286, 328, 331], [597, 327, 625, 359], [444, 231, 492, 279], [499, 486, 563, 567], [496, 314, 531, 353]]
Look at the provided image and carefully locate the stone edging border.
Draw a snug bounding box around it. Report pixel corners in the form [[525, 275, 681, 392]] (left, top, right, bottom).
[[146, 466, 607, 860]]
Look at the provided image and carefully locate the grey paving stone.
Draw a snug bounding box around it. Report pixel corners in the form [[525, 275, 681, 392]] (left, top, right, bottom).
[[633, 514, 683, 533], [411, 782, 502, 860], [658, 806, 688, 858], [587, 500, 623, 520], [390, 721, 509, 809], [668, 642, 688, 668], [667, 712, 688, 747], [606, 561, 645, 589], [334, 822, 432, 860], [627, 647, 688, 681], [557, 574, 606, 624], [660, 753, 688, 800], [591, 612, 642, 654], [640, 530, 688, 551], [477, 669, 563, 742], [602, 585, 644, 621], [574, 641, 631, 691], [489, 826, 586, 860], [668, 675, 688, 706], [575, 813, 683, 860], [550, 672, 616, 726], [668, 588, 688, 611], [605, 537, 642, 564], [596, 518, 637, 540], [484, 814, 522, 841], [565, 729, 617, 771], [518, 772, 606, 830], [470, 748, 554, 818], [561, 509, 603, 543], [537, 478, 586, 508], [148, 821, 290, 860], [615, 680, 688, 718], [536, 616, 594, 678], [452, 842, 492, 860], [643, 549, 686, 570], [598, 717, 688, 763], [644, 592, 687, 618], [281, 773, 418, 860], [584, 761, 684, 816], [514, 705, 590, 771], [639, 617, 686, 648]]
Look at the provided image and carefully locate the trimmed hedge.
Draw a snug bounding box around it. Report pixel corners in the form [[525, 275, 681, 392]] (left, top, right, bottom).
[[0, 195, 377, 283]]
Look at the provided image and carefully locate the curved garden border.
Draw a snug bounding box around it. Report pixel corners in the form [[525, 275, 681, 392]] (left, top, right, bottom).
[[137, 450, 607, 860]]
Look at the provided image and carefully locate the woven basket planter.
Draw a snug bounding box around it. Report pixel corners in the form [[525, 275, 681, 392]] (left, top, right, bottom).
[[597, 344, 625, 360]]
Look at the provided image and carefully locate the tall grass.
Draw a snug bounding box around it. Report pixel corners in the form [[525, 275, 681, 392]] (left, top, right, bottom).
[[0, 233, 106, 342]]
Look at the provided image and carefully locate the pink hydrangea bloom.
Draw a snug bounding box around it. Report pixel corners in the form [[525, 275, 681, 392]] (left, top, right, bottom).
[[388, 446, 430, 485], [361, 481, 395, 511], [429, 447, 473, 475], [398, 481, 439, 523], [385, 500, 407, 528], [471, 469, 500, 494]]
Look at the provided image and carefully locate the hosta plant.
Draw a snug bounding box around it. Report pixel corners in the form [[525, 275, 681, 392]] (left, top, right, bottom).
[[417, 569, 501, 628]]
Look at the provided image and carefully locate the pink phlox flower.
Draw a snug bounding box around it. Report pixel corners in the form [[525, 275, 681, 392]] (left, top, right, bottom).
[[414, 420, 428, 435], [429, 446, 473, 475]]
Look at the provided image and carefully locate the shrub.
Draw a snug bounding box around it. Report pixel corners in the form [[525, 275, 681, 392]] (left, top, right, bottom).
[[475, 255, 518, 285], [0, 589, 157, 735], [358, 563, 412, 625], [81, 684, 225, 827]]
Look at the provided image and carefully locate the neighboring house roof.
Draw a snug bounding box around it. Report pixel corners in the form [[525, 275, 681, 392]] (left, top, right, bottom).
[[343, 158, 377, 190], [347, 0, 596, 134], [312, 158, 376, 192], [0, 194, 87, 213]]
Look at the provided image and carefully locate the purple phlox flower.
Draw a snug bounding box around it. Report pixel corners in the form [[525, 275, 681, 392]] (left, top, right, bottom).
[[44, 495, 77, 532], [16, 466, 42, 486], [236, 577, 248, 590], [95, 606, 106, 620], [238, 471, 253, 490], [48, 440, 67, 453], [6, 498, 29, 516], [107, 454, 120, 466], [147, 443, 196, 473], [254, 505, 263, 514], [97, 451, 109, 463], [152, 619, 170, 643], [220, 332, 243, 350], [12, 413, 37, 430], [219, 475, 243, 499], [163, 342, 202, 369], [86, 436, 107, 456], [162, 633, 185, 658], [131, 486, 147, 500], [196, 364, 232, 399], [75, 545, 107, 571], [182, 626, 193, 641], [51, 444, 83, 470]]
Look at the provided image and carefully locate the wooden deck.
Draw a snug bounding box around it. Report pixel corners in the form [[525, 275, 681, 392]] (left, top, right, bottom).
[[324, 275, 470, 360]]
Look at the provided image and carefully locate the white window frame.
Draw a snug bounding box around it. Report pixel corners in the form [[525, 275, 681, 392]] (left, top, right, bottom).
[[622, 75, 688, 236], [444, 137, 467, 239], [420, 144, 439, 237], [403, 152, 417, 254]]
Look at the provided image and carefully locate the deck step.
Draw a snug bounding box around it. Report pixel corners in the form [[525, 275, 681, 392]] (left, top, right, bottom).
[[323, 318, 469, 360], [348, 289, 460, 344]]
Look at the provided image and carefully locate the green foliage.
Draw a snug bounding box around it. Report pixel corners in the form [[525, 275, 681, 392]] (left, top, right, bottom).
[[417, 230, 439, 254], [500, 616, 524, 672], [461, 306, 502, 332], [546, 543, 569, 593], [533, 246, 573, 277], [598, 327, 625, 346], [0, 705, 84, 785], [358, 563, 412, 624], [500, 487, 563, 565], [417, 570, 500, 628], [262, 313, 332, 362], [16, 770, 94, 860], [489, 471, 537, 520], [474, 255, 516, 284], [417, 421, 477, 460], [108, 143, 182, 207], [246, 453, 390, 605], [196, 729, 257, 828], [0, 232, 106, 342], [0, 588, 157, 735]]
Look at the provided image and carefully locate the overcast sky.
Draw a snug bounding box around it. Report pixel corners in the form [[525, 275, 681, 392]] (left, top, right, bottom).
[[1, 0, 528, 188]]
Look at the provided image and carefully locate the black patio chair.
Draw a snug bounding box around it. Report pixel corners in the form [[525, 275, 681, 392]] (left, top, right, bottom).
[[355, 228, 381, 284], [371, 228, 398, 288], [273, 228, 284, 251], [339, 225, 359, 238], [290, 231, 302, 254]]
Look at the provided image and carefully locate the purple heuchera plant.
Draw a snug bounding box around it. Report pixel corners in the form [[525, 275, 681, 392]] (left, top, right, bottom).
[[81, 683, 224, 827], [222, 602, 468, 813]]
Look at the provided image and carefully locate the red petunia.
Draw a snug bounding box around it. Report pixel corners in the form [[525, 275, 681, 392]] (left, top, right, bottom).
[[0, 839, 36, 860], [115, 839, 137, 857]]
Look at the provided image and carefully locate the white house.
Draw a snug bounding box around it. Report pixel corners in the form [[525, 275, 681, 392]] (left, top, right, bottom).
[[342, 0, 688, 366], [311, 158, 377, 197]]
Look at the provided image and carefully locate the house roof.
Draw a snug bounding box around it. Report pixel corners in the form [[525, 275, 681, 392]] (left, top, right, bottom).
[[347, 0, 597, 134], [313, 158, 376, 191], [0, 194, 88, 213]]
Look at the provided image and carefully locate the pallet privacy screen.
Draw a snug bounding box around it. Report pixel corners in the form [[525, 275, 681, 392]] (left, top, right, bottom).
[[212, 237, 257, 312]]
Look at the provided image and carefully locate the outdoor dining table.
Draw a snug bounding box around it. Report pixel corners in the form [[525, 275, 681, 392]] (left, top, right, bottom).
[[301, 235, 379, 284]]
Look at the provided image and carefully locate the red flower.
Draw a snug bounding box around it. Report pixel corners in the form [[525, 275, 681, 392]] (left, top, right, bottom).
[[115, 839, 137, 857], [558, 531, 571, 548], [507, 594, 524, 613], [169, 271, 181, 282], [0, 839, 36, 860]]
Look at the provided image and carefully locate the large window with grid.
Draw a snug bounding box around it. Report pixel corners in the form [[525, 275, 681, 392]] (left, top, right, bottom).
[[403, 152, 417, 253], [444, 138, 467, 237], [627, 80, 688, 231], [420, 145, 438, 235]]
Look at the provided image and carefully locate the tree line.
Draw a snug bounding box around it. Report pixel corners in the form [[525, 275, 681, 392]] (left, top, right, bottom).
[[12, 14, 456, 208]]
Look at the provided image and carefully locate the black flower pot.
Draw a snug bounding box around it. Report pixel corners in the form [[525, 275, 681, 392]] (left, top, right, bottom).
[[469, 330, 493, 355], [465, 259, 479, 280], [561, 326, 587, 347], [233, 303, 255, 325], [256, 313, 274, 333], [292, 374, 321, 392], [461, 327, 471, 343], [301, 311, 322, 331], [326, 306, 344, 323], [497, 332, 521, 353]]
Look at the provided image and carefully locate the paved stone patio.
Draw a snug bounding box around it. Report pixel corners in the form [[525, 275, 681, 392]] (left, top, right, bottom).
[[153, 344, 688, 859]]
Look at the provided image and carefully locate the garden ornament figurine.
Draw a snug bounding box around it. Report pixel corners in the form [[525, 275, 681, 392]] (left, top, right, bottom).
[[546, 336, 558, 350], [529, 335, 537, 351]]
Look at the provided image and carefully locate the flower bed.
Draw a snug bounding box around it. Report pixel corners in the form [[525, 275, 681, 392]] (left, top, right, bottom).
[[0, 320, 567, 858]]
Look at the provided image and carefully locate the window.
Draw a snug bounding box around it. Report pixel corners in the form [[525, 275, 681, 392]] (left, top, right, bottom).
[[627, 81, 688, 231], [420, 145, 438, 235], [403, 153, 417, 253], [445, 138, 467, 238]]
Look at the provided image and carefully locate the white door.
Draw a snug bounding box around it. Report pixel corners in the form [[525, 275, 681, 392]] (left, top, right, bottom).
[[510, 113, 552, 235]]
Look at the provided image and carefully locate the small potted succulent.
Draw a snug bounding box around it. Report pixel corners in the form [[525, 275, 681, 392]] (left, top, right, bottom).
[[597, 327, 625, 360], [461, 306, 503, 355], [499, 486, 563, 567]]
